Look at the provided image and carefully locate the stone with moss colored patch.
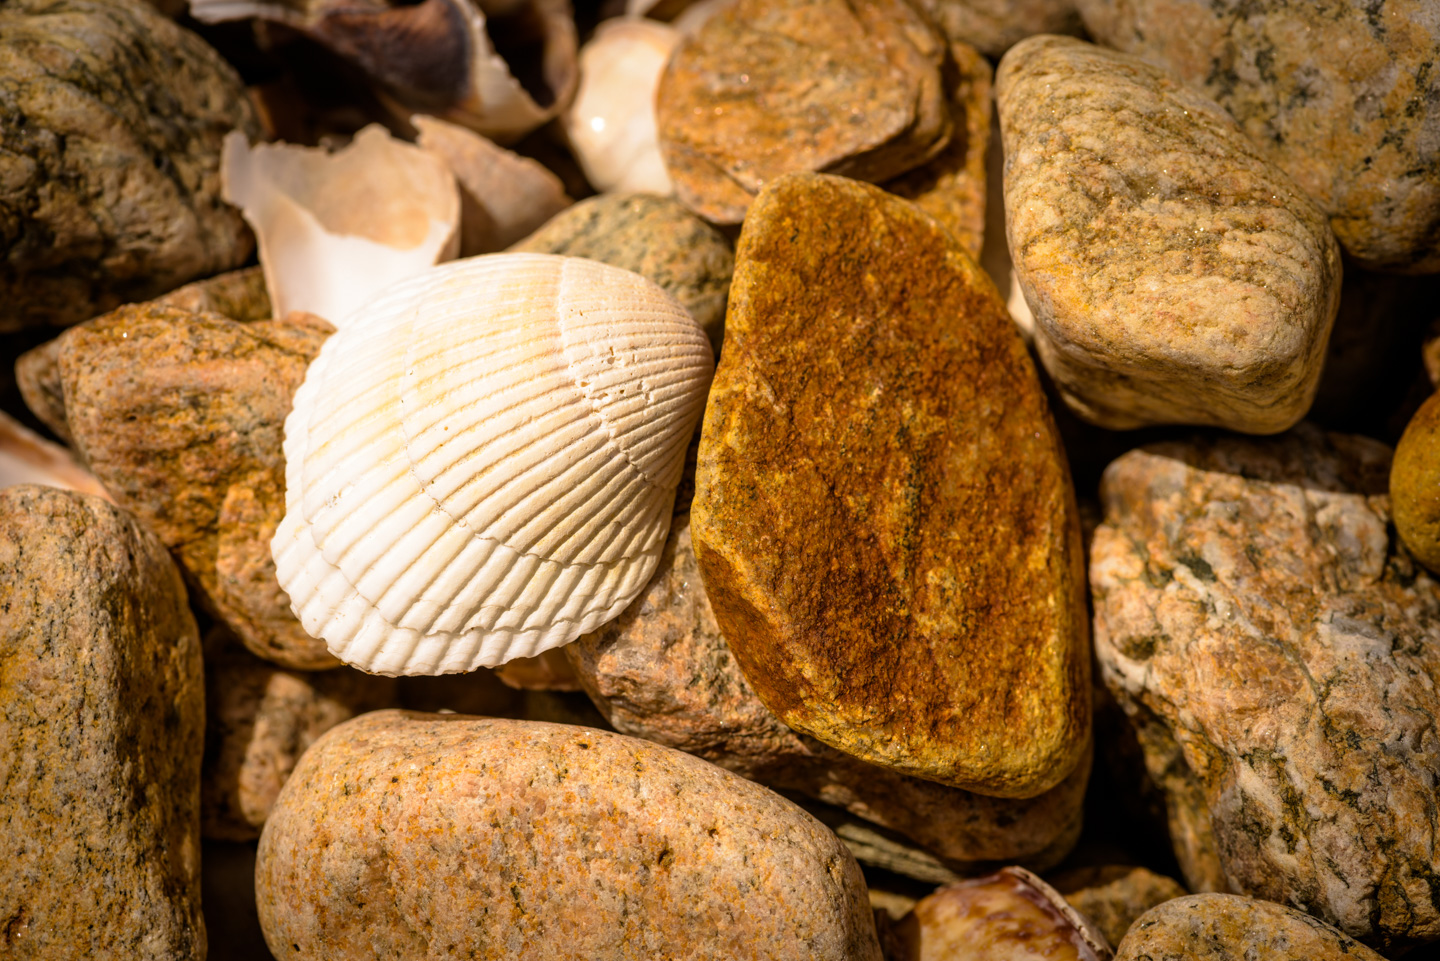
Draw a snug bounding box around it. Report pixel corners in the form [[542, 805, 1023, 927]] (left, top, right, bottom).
[[1114, 894, 1387, 961], [1391, 391, 1440, 574]]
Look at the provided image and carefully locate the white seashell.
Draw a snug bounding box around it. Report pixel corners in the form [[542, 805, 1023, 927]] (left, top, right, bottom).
[[272, 253, 714, 676], [221, 125, 460, 327], [0, 410, 113, 502], [565, 18, 677, 194]]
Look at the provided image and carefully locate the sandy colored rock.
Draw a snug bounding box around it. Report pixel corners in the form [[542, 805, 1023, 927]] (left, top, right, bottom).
[[58, 303, 335, 669], [570, 513, 1089, 871], [997, 35, 1342, 433], [1392, 392, 1440, 573], [914, 0, 1082, 56], [692, 172, 1089, 798], [256, 710, 883, 961], [0, 0, 259, 331], [1091, 425, 1440, 952], [202, 634, 398, 841], [512, 193, 733, 352], [0, 485, 204, 958], [1115, 894, 1387, 961], [655, 0, 955, 224], [1077, 0, 1440, 274], [1052, 865, 1188, 949]]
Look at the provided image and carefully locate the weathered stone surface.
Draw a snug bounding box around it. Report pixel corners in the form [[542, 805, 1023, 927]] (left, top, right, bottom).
[[656, 0, 955, 224], [1077, 0, 1440, 274], [512, 192, 733, 352], [997, 35, 1342, 433], [1052, 865, 1188, 949], [256, 710, 883, 961], [202, 632, 398, 841], [0, 485, 204, 958], [1392, 392, 1440, 574], [58, 303, 335, 669], [1091, 425, 1440, 952], [1115, 894, 1387, 961], [570, 513, 1089, 871], [882, 41, 992, 261], [692, 172, 1089, 798], [0, 0, 259, 330], [916, 0, 1083, 56]]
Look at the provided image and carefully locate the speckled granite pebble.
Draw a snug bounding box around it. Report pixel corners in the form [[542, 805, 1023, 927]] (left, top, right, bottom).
[[1092, 425, 1440, 952], [570, 513, 1088, 871], [256, 710, 883, 961], [916, 0, 1082, 56], [997, 35, 1341, 433], [202, 633, 397, 841], [58, 303, 334, 669], [1391, 392, 1440, 574], [1115, 894, 1387, 961], [1077, 0, 1440, 274], [1052, 865, 1188, 949], [512, 193, 733, 352], [0, 485, 204, 958]]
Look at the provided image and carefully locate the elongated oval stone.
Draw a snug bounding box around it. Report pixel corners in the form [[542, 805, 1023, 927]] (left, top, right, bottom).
[[1115, 895, 1386, 961], [691, 172, 1089, 799], [997, 35, 1342, 433]]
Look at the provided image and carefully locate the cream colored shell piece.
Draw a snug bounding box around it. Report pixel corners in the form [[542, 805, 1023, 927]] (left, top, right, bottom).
[[272, 253, 714, 676]]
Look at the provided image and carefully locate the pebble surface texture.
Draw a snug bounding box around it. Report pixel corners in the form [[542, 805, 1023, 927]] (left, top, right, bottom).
[[692, 173, 1089, 799], [655, 0, 955, 224], [57, 303, 335, 669], [255, 710, 884, 961], [1091, 425, 1440, 952], [1391, 392, 1440, 574], [997, 35, 1342, 433], [0, 0, 259, 330], [915, 0, 1083, 56], [1053, 865, 1188, 949], [0, 486, 204, 958], [1077, 0, 1440, 274], [1114, 894, 1387, 961], [569, 514, 1090, 871], [511, 192, 734, 353]]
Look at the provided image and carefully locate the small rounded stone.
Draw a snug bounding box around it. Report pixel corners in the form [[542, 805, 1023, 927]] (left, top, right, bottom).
[[1392, 391, 1440, 572]]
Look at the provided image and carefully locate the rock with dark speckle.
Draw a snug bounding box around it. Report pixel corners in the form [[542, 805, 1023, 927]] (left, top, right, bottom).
[[1114, 894, 1387, 961], [0, 485, 204, 958], [1391, 391, 1440, 574], [255, 710, 884, 961], [1052, 865, 1188, 949]]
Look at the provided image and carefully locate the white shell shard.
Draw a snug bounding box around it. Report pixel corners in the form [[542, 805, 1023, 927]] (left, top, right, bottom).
[[565, 18, 677, 195], [273, 253, 714, 676], [0, 411, 112, 502], [221, 126, 460, 327]]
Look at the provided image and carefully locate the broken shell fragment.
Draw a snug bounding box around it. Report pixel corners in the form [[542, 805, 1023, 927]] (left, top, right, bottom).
[[565, 18, 678, 195], [220, 125, 460, 326], [414, 115, 572, 256], [0, 410, 112, 502], [272, 253, 715, 676]]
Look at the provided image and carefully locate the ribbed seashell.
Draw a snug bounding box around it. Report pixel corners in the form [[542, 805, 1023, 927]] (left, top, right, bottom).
[[272, 253, 714, 676]]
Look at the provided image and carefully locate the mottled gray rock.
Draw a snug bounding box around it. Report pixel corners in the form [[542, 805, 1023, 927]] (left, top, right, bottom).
[[0, 485, 204, 958], [1115, 894, 1386, 961], [1091, 425, 1440, 952], [997, 35, 1341, 433]]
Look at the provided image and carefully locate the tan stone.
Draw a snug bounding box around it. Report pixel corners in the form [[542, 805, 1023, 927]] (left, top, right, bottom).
[[58, 302, 335, 669], [692, 172, 1089, 798], [0, 486, 204, 958], [256, 710, 883, 961], [1077, 0, 1440, 274], [656, 0, 955, 224], [997, 35, 1342, 433], [1052, 865, 1188, 949], [1092, 425, 1440, 952], [1392, 392, 1440, 573], [1114, 894, 1386, 961], [570, 513, 1089, 871], [914, 0, 1083, 56]]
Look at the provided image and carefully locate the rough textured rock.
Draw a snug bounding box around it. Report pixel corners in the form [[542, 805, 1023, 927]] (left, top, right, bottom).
[[1052, 865, 1188, 949], [916, 0, 1083, 56], [0, 485, 204, 958], [512, 193, 733, 352], [570, 513, 1089, 871], [1114, 894, 1387, 961], [256, 710, 883, 961], [692, 172, 1089, 799], [1076, 0, 1440, 274], [997, 35, 1342, 433], [58, 303, 335, 669], [0, 0, 259, 330], [1091, 425, 1440, 952], [202, 634, 398, 841], [656, 0, 956, 224], [1392, 392, 1440, 574]]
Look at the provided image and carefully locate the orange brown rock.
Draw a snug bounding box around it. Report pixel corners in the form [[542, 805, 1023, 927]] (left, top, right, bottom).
[[1391, 391, 1440, 573], [692, 172, 1089, 799], [1115, 894, 1387, 961], [1052, 865, 1188, 949]]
